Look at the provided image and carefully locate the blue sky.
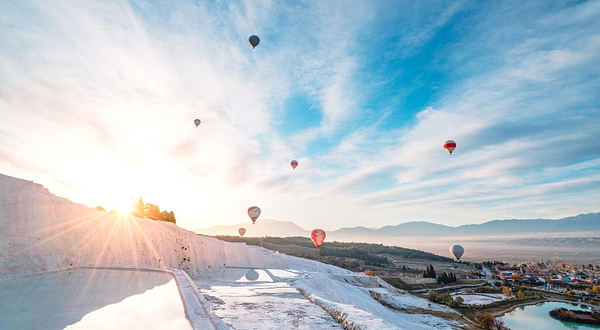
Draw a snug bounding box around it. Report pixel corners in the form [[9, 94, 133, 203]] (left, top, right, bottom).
[[1, 0, 599, 230]]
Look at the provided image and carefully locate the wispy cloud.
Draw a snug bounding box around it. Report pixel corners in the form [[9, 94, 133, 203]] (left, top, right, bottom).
[[1, 0, 599, 229]]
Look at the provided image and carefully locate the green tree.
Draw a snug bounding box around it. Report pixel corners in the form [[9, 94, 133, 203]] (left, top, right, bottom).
[[423, 265, 437, 278]]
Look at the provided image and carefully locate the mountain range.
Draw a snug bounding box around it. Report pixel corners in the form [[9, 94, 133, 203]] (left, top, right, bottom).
[[195, 212, 600, 238]]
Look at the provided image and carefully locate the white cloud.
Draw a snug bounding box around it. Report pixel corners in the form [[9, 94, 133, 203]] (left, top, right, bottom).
[[1, 0, 599, 230]]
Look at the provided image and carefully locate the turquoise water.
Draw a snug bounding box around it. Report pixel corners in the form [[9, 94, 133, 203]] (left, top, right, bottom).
[[0, 268, 191, 330], [499, 301, 600, 330]]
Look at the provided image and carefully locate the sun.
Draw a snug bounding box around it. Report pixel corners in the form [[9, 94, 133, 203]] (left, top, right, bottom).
[[110, 199, 134, 215]]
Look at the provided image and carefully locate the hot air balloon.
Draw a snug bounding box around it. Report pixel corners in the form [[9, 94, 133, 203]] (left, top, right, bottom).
[[443, 140, 456, 155], [249, 35, 260, 49], [450, 244, 464, 261], [239, 228, 246, 237], [247, 206, 261, 224], [290, 160, 298, 170], [311, 229, 326, 249], [194, 119, 201, 127]]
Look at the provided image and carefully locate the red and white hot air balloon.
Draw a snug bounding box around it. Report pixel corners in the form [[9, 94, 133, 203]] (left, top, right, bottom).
[[247, 206, 261, 224], [311, 229, 326, 249], [239, 228, 246, 237], [290, 160, 298, 170], [443, 140, 456, 155]]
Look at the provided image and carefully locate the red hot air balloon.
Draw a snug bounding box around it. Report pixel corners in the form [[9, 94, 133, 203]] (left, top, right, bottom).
[[239, 228, 246, 237], [311, 229, 326, 249], [443, 140, 456, 155], [247, 206, 261, 224], [290, 160, 298, 170]]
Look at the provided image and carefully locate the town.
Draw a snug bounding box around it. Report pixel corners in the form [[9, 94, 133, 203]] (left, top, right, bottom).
[[487, 261, 600, 300]]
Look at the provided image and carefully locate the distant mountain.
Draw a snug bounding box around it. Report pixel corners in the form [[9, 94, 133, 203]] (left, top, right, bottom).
[[196, 213, 600, 238], [334, 213, 600, 238]]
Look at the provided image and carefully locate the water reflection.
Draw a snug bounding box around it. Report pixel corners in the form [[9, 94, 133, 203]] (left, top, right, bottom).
[[499, 301, 600, 330], [204, 268, 273, 282], [0, 269, 191, 330]]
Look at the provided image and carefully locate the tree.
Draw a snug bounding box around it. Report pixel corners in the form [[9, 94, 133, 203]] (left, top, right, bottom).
[[423, 265, 436, 278], [592, 286, 600, 294], [130, 197, 177, 224], [455, 296, 464, 304], [517, 290, 524, 299], [502, 287, 513, 297], [428, 291, 437, 302], [95, 206, 106, 212], [474, 312, 503, 330], [465, 289, 473, 294], [437, 271, 458, 284], [132, 197, 145, 218], [144, 203, 161, 220]]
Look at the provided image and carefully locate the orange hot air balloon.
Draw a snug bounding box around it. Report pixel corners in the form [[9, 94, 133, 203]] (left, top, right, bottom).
[[239, 228, 246, 237], [443, 140, 456, 155], [247, 206, 261, 224], [311, 229, 326, 249], [290, 160, 298, 170]]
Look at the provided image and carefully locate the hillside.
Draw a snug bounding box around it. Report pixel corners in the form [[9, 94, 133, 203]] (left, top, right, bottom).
[[0, 173, 320, 277], [0, 173, 465, 330], [215, 236, 454, 267]]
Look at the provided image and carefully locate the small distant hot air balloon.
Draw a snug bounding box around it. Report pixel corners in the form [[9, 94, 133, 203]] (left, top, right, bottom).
[[247, 206, 261, 224], [239, 228, 246, 237], [450, 244, 464, 261], [194, 119, 201, 127], [249, 35, 260, 49], [311, 229, 326, 249], [443, 140, 456, 155], [290, 160, 298, 170]]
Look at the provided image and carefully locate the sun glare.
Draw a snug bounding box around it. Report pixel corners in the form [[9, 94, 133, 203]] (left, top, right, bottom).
[[110, 200, 134, 215]]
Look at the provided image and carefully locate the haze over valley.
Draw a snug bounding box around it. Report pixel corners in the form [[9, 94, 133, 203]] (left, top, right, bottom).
[[198, 213, 600, 264]]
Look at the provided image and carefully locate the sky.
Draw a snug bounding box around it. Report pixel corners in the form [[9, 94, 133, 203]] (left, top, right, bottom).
[[1, 0, 599, 231]]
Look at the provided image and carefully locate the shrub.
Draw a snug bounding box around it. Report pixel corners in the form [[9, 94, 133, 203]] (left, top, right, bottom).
[[428, 291, 437, 302], [474, 312, 504, 330]]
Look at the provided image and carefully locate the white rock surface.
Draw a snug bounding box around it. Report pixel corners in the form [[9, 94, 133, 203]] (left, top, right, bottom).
[[0, 173, 466, 329]]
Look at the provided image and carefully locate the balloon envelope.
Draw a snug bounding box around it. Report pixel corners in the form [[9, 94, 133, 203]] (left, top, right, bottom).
[[290, 160, 298, 169], [194, 119, 201, 127], [311, 229, 326, 249], [247, 206, 261, 224], [443, 140, 456, 154], [450, 244, 464, 261], [238, 228, 246, 237], [249, 35, 260, 48]]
